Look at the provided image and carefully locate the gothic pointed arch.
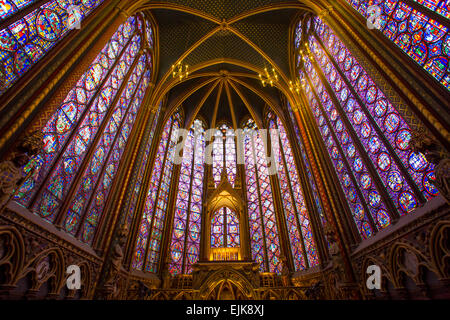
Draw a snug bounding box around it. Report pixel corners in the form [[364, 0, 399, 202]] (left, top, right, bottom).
[[11, 12, 156, 245]]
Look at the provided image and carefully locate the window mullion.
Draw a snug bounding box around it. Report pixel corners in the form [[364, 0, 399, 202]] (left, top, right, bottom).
[[130, 110, 166, 269], [251, 134, 270, 272], [181, 130, 196, 274], [308, 50, 401, 222], [313, 32, 425, 204], [274, 124, 310, 268], [52, 49, 144, 227], [401, 0, 450, 27], [0, 0, 49, 30], [224, 208, 228, 248], [73, 65, 148, 238], [27, 31, 138, 210], [142, 122, 175, 270], [303, 68, 379, 233]]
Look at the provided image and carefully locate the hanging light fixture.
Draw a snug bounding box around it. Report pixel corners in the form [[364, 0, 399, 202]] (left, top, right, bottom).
[[259, 67, 278, 87], [290, 42, 307, 97], [289, 78, 306, 95], [172, 61, 189, 81], [172, 26, 191, 81]]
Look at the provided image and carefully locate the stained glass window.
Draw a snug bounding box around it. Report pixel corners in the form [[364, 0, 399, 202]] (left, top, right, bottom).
[[212, 123, 237, 187], [412, 0, 449, 19], [343, 0, 450, 90], [268, 113, 319, 270], [169, 119, 205, 275], [295, 19, 303, 52], [315, 19, 438, 200], [293, 17, 439, 239], [63, 55, 148, 243], [210, 207, 240, 248], [287, 104, 327, 228], [14, 14, 154, 244], [301, 60, 376, 238], [126, 102, 162, 228], [212, 127, 224, 187], [29, 22, 139, 222], [132, 111, 182, 272], [0, 0, 105, 94], [243, 118, 282, 273]]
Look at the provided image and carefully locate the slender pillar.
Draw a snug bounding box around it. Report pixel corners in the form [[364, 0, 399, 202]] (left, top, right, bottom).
[[292, 105, 358, 291], [237, 163, 252, 261], [93, 89, 157, 296], [281, 104, 330, 265], [123, 107, 161, 267], [158, 162, 181, 274]]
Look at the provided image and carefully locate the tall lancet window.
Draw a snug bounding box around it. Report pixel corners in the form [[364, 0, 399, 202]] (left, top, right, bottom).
[[343, 0, 449, 90], [294, 17, 438, 239], [126, 102, 162, 228], [0, 0, 105, 94], [212, 123, 237, 187], [132, 111, 182, 272], [14, 14, 154, 244], [268, 113, 319, 270], [169, 119, 205, 275], [287, 104, 327, 228], [301, 60, 376, 238], [243, 118, 282, 273]]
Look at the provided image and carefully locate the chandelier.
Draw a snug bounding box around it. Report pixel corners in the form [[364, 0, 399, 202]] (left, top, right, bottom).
[[289, 79, 305, 94], [172, 61, 189, 80], [258, 67, 278, 87]]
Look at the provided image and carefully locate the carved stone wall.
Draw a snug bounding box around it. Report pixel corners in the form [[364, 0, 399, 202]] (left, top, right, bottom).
[[2, 194, 448, 300], [117, 197, 450, 300], [351, 197, 450, 300], [0, 205, 102, 300]]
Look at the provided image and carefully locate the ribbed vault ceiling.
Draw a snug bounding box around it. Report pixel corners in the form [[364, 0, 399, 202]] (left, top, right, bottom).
[[127, 0, 327, 128]]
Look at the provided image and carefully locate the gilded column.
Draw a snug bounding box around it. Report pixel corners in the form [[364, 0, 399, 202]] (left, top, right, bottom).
[[291, 103, 360, 297], [93, 87, 157, 298], [236, 163, 251, 261], [281, 103, 330, 265], [122, 106, 161, 267]]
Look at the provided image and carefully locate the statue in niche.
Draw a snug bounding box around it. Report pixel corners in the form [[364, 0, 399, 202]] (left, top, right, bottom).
[[161, 255, 172, 289], [434, 159, 450, 203], [324, 224, 344, 284], [280, 255, 291, 286], [0, 131, 43, 208], [410, 129, 450, 204], [0, 153, 29, 207], [305, 280, 322, 300], [103, 224, 128, 298]]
